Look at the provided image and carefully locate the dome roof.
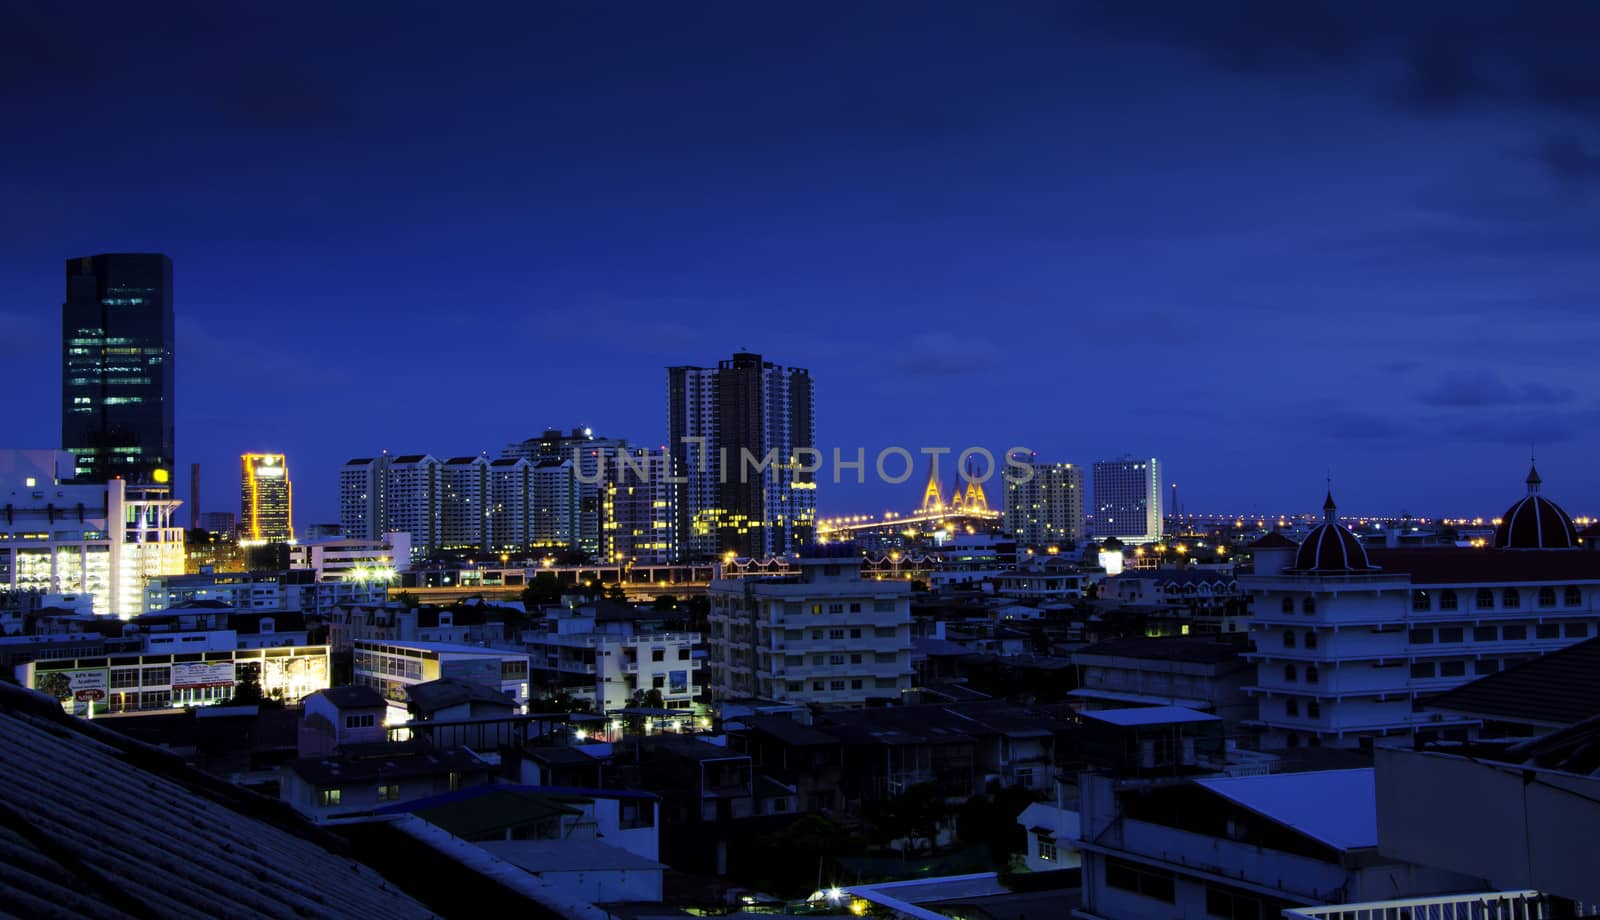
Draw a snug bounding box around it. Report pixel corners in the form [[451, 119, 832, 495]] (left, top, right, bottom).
[[1494, 464, 1577, 550], [1289, 491, 1377, 574]]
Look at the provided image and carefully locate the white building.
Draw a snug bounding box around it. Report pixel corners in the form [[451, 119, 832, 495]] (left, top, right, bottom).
[[525, 602, 700, 716], [290, 533, 410, 581], [0, 449, 185, 618], [144, 570, 390, 616], [1242, 476, 1600, 750], [706, 544, 913, 708], [439, 456, 489, 552], [1005, 457, 1085, 548], [488, 457, 532, 552], [1092, 456, 1162, 544], [353, 638, 530, 720], [339, 456, 386, 541], [502, 427, 630, 558], [18, 643, 331, 715], [385, 455, 440, 559]]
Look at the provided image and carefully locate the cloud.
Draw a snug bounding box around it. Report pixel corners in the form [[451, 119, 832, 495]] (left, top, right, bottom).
[[1415, 371, 1576, 408], [893, 333, 1000, 377]]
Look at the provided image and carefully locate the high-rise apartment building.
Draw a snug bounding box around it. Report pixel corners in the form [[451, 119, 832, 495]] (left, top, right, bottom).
[[1005, 456, 1085, 548], [240, 453, 294, 544], [1092, 456, 1163, 544], [385, 455, 440, 557], [601, 447, 678, 565], [339, 457, 387, 541], [439, 456, 489, 552], [61, 253, 175, 484], [487, 457, 532, 552], [667, 352, 815, 560], [501, 428, 627, 558]]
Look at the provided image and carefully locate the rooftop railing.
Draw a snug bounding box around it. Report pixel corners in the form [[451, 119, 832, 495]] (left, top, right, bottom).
[[1283, 891, 1550, 920]]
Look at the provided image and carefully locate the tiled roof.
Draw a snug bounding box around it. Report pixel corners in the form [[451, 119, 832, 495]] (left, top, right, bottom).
[[1249, 532, 1298, 549], [1367, 547, 1600, 584], [0, 682, 432, 919], [1425, 636, 1600, 728]]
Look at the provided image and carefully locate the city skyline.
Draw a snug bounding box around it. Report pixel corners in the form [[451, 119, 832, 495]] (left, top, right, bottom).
[[6, 4, 1600, 523]]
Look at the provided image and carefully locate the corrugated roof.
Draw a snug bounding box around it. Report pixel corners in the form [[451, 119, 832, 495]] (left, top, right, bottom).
[[1425, 635, 1600, 728], [477, 839, 664, 873], [1195, 768, 1376, 851], [0, 682, 433, 919]]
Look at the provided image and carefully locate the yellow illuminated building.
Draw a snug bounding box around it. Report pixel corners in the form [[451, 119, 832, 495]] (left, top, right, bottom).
[[241, 453, 294, 544]]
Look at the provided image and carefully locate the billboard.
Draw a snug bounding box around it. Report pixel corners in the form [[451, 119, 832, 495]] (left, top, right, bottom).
[[171, 661, 235, 690], [34, 667, 109, 716]]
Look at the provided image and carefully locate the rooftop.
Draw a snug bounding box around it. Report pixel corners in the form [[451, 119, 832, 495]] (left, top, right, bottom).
[[477, 839, 665, 874], [310, 685, 387, 710], [1367, 547, 1600, 585], [0, 681, 432, 918], [1194, 768, 1376, 851], [406, 677, 518, 714], [1425, 635, 1600, 728], [285, 740, 490, 786], [1073, 636, 1246, 666], [1081, 705, 1220, 727]]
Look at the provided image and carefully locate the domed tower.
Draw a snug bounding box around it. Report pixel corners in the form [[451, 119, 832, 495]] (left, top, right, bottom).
[[1287, 490, 1378, 574], [1493, 463, 1577, 550]]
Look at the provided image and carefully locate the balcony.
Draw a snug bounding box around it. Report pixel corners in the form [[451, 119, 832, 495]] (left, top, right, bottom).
[[1283, 890, 1550, 920]]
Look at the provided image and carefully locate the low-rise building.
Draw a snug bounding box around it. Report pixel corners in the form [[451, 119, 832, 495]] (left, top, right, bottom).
[[299, 685, 389, 755], [279, 739, 493, 822], [526, 601, 700, 715], [18, 644, 331, 715], [707, 543, 913, 708], [1070, 636, 1255, 724], [353, 638, 530, 719]]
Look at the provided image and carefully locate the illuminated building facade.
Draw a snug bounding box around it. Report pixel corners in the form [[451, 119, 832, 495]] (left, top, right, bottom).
[[61, 253, 175, 485], [440, 456, 489, 551], [1092, 456, 1163, 544], [601, 447, 678, 564], [19, 644, 331, 715], [1005, 457, 1085, 548], [240, 453, 293, 544], [488, 457, 532, 551], [668, 352, 815, 561], [339, 456, 387, 540], [532, 458, 577, 549], [384, 455, 440, 557], [502, 427, 629, 558], [0, 449, 184, 618]]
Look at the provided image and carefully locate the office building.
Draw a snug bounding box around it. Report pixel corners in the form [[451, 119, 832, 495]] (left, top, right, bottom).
[[1005, 455, 1085, 548], [439, 456, 489, 552], [668, 352, 815, 560], [602, 447, 678, 565], [239, 452, 293, 544], [61, 253, 175, 484], [198, 511, 237, 539], [706, 544, 911, 707], [0, 449, 184, 618], [289, 534, 410, 581], [1092, 456, 1162, 544], [1242, 473, 1600, 750]]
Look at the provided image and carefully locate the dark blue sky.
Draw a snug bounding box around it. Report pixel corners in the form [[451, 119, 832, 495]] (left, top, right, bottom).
[[5, 1, 1600, 524]]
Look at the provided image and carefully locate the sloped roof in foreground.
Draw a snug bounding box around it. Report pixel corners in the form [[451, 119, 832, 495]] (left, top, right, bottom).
[[0, 681, 433, 920], [1195, 768, 1376, 851]]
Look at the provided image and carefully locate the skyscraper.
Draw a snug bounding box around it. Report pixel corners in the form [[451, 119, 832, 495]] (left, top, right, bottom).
[[668, 352, 815, 560], [1005, 456, 1085, 548], [1092, 456, 1163, 544], [440, 456, 489, 552], [62, 253, 175, 483], [501, 427, 628, 558], [240, 453, 294, 544]]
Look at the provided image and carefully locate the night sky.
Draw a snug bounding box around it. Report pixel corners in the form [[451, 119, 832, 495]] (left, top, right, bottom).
[[5, 2, 1600, 524]]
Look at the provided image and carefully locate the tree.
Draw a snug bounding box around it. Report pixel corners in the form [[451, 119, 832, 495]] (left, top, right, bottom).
[[522, 572, 565, 608], [956, 785, 1038, 864], [746, 815, 865, 899], [231, 663, 264, 706], [602, 582, 627, 602], [395, 591, 420, 609], [651, 594, 678, 612], [624, 688, 665, 734], [532, 691, 594, 714], [866, 782, 947, 855]]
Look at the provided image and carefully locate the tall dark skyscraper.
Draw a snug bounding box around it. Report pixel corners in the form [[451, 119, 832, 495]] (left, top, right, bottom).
[[62, 253, 175, 484], [668, 352, 815, 560]]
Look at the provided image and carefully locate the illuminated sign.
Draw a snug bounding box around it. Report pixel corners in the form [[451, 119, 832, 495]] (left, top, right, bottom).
[[34, 667, 109, 715], [252, 467, 284, 478], [171, 661, 235, 690]]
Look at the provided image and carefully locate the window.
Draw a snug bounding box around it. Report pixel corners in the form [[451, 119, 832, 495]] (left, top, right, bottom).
[[652, 649, 665, 662], [1207, 887, 1262, 920], [110, 669, 139, 689], [1302, 597, 1316, 614], [1476, 589, 1495, 610], [1105, 857, 1176, 903], [1304, 632, 1318, 649], [810, 605, 822, 616], [1474, 625, 1497, 642], [652, 675, 665, 689], [811, 630, 823, 640], [1283, 664, 1297, 682], [1536, 623, 1560, 639], [829, 654, 845, 666], [1409, 628, 1434, 644], [849, 628, 862, 639], [812, 655, 825, 665], [141, 667, 171, 685], [1440, 660, 1466, 677], [1438, 627, 1463, 643], [849, 603, 861, 613], [1285, 699, 1299, 716], [1412, 591, 1431, 612], [1474, 659, 1498, 675], [829, 680, 845, 691], [1440, 590, 1458, 611], [1038, 838, 1058, 862], [1307, 701, 1321, 718], [319, 788, 341, 807], [851, 679, 863, 689], [828, 629, 845, 640], [850, 653, 862, 664], [873, 600, 896, 613], [1503, 624, 1527, 640], [1411, 662, 1435, 678], [1281, 597, 1294, 614], [1565, 623, 1588, 638], [1539, 587, 1557, 608], [874, 627, 897, 638], [813, 681, 824, 691], [1305, 665, 1318, 683], [828, 604, 844, 615], [344, 714, 375, 729], [1565, 586, 1583, 607], [377, 784, 399, 802], [678, 648, 690, 660], [1502, 589, 1521, 609], [1282, 631, 1296, 649], [448, 772, 461, 792]]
